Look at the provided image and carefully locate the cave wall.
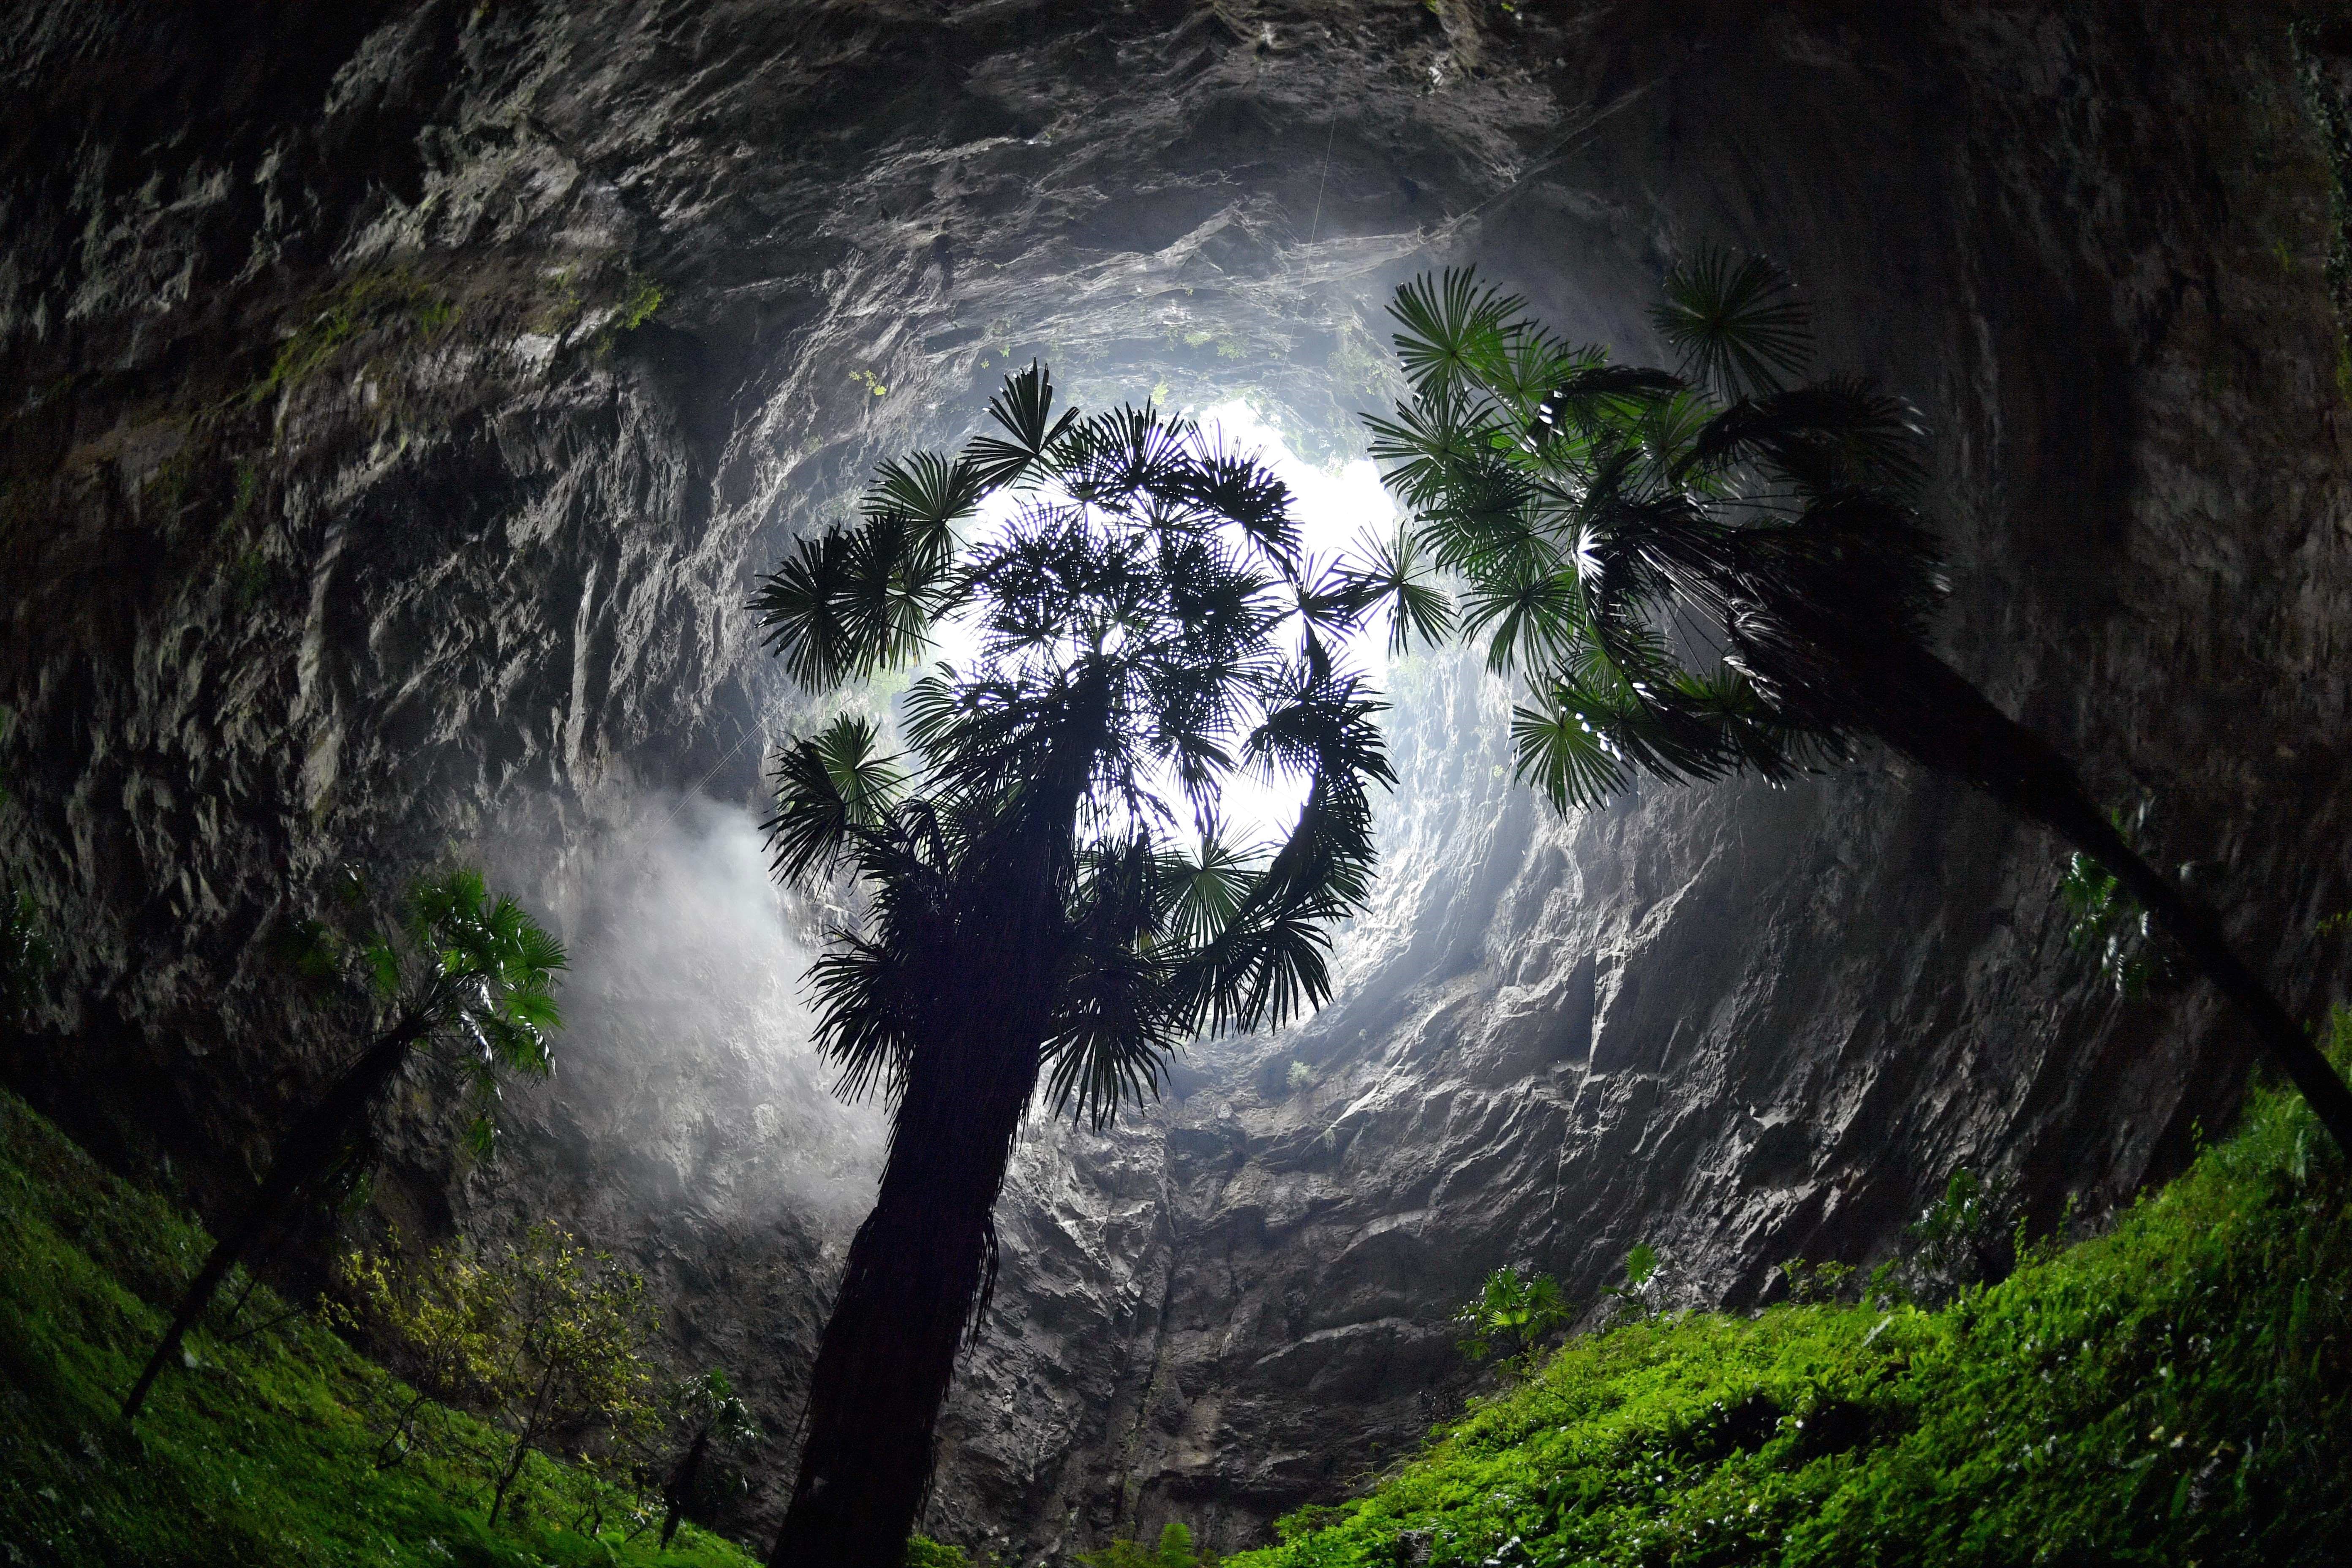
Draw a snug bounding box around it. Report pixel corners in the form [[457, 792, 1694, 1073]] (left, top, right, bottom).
[[3, 2, 2349, 1560]]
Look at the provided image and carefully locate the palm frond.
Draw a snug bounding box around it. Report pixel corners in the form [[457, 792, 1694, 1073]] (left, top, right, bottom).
[[1511, 695, 1629, 811], [1162, 830, 1266, 945], [1388, 268, 1521, 395], [863, 451, 987, 563], [964, 361, 1082, 487], [749, 531, 856, 689], [763, 714, 904, 883], [1530, 364, 1685, 448], [1681, 379, 1926, 495], [1651, 248, 1814, 400], [1364, 382, 1496, 511], [1336, 524, 1455, 657], [1178, 441, 1299, 564], [1472, 324, 1598, 421], [809, 936, 922, 1104], [1460, 561, 1581, 677]]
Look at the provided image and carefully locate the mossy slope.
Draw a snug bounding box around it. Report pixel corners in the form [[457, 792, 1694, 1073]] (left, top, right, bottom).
[[0, 1087, 754, 1568], [1231, 1032, 2352, 1568]]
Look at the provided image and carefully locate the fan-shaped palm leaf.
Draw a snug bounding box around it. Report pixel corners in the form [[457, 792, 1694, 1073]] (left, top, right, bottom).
[[965, 361, 1082, 487], [1337, 523, 1455, 656], [1651, 248, 1814, 400], [1388, 267, 1518, 394]]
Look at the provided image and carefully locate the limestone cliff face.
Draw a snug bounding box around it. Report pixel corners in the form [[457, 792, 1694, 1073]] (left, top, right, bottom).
[[4, 3, 2349, 1558]]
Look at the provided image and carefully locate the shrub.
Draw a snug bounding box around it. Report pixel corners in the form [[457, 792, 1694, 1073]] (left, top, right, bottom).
[[339, 1223, 663, 1529]]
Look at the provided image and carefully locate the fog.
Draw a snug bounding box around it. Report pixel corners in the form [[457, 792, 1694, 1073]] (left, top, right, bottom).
[[490, 789, 888, 1228]]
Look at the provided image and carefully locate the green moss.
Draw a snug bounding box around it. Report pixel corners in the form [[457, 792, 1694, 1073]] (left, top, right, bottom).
[[0, 1086, 755, 1566], [250, 270, 459, 405], [1231, 1015, 2352, 1568], [614, 275, 665, 334]]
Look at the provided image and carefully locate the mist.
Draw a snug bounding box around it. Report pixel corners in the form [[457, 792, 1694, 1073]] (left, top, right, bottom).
[[478, 789, 887, 1234]]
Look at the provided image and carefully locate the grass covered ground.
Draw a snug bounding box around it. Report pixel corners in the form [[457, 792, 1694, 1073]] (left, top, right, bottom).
[[0, 1085, 756, 1568], [1228, 1021, 2352, 1568]]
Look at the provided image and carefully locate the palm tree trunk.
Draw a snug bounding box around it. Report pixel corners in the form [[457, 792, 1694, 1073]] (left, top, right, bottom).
[[659, 1422, 713, 1548], [766, 1013, 1043, 1567], [119, 1014, 424, 1424], [1868, 643, 2352, 1155]]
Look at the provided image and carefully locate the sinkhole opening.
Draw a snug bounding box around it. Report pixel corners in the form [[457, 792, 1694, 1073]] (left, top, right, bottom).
[[877, 395, 1405, 851]]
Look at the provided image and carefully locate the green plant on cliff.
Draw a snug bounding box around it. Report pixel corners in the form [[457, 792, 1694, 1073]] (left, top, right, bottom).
[[0, 1084, 752, 1566], [121, 866, 566, 1424], [2292, 20, 2352, 399], [0, 889, 49, 1027], [1226, 1013, 2352, 1568], [2055, 798, 2177, 999], [1340, 258, 2352, 1154], [751, 362, 1393, 1563], [615, 272, 665, 333], [249, 269, 458, 405]]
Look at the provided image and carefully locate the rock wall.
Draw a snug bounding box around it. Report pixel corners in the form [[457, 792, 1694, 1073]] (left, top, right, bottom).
[[3, 2, 2349, 1560]]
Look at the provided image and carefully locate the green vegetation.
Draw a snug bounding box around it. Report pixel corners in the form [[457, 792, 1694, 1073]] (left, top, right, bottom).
[[0, 706, 52, 1029], [338, 1224, 662, 1527], [0, 1084, 754, 1566], [2291, 20, 2352, 398], [613, 274, 666, 334], [250, 269, 459, 405], [1350, 259, 2352, 1151], [1452, 1268, 1572, 1377], [2056, 802, 2173, 999], [1228, 1017, 2352, 1568], [124, 867, 567, 1423], [0, 889, 47, 1026], [657, 1370, 759, 1549], [1080, 1521, 1218, 1568]]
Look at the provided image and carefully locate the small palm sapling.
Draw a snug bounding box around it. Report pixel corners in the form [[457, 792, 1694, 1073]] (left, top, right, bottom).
[[754, 364, 1394, 1565], [120, 867, 565, 1423], [659, 1368, 757, 1548], [1453, 1265, 1573, 1378], [1348, 260, 2352, 1155]]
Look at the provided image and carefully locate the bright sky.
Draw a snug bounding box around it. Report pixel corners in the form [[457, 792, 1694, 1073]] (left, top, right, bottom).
[[919, 398, 1400, 848]]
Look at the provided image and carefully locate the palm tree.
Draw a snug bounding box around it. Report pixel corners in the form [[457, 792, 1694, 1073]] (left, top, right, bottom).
[[120, 866, 565, 1424], [1337, 259, 2352, 1154], [658, 1368, 756, 1549], [753, 365, 1391, 1565]]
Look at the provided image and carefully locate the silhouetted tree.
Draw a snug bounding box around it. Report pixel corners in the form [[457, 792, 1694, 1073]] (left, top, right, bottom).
[[659, 1368, 756, 1548], [121, 868, 565, 1423], [1343, 259, 2352, 1154], [753, 365, 1391, 1565]]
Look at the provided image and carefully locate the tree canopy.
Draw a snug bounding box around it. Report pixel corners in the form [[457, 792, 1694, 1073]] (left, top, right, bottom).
[[754, 363, 1394, 1127], [1343, 258, 1936, 814]]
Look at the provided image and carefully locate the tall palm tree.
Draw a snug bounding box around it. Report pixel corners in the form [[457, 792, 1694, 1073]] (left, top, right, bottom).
[[1337, 259, 2352, 1154], [753, 365, 1391, 1565], [120, 866, 565, 1423]]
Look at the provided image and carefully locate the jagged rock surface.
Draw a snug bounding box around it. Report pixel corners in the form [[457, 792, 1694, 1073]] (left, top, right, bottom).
[[3, 3, 2349, 1559]]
